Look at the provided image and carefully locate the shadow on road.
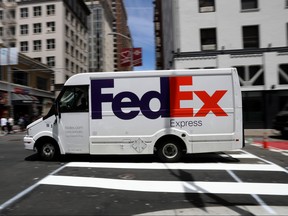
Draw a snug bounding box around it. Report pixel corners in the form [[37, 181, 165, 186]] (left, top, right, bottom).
[[167, 168, 255, 216], [25, 152, 240, 164]]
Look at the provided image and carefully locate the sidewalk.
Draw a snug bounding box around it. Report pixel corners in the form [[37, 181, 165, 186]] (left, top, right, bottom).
[[245, 129, 288, 152], [0, 125, 23, 136]]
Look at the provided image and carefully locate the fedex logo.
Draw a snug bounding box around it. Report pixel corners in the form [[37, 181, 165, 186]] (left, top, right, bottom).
[[91, 77, 228, 120]]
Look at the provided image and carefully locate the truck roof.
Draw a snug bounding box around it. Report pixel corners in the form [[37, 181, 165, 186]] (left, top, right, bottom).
[[64, 68, 235, 86]]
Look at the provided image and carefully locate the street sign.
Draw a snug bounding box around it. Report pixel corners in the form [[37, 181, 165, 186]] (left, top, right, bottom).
[[120, 48, 142, 67]]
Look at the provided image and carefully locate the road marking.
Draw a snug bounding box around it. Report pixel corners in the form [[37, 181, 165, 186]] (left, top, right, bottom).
[[134, 206, 288, 216], [0, 165, 66, 211], [227, 169, 276, 215], [39, 175, 288, 196], [65, 162, 286, 172]]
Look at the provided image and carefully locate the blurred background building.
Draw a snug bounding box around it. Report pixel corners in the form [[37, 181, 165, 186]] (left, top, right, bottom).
[[154, 0, 288, 129], [86, 0, 114, 72], [0, 0, 132, 121], [111, 0, 133, 71]]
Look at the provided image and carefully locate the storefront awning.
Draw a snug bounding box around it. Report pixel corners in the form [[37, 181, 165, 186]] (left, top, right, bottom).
[[12, 93, 39, 105]]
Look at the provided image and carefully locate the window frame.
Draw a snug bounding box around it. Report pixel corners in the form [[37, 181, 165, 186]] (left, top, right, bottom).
[[241, 0, 258, 11], [242, 25, 260, 49], [20, 24, 29, 35], [46, 56, 55, 67], [200, 28, 217, 51], [46, 39, 55, 50], [199, 0, 215, 13], [20, 41, 29, 52], [58, 85, 89, 113], [33, 6, 42, 17], [33, 23, 42, 34], [20, 7, 29, 18], [33, 40, 42, 52], [46, 21, 55, 32], [46, 4, 55, 16]]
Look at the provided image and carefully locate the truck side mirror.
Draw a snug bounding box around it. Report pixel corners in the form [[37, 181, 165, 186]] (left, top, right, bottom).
[[54, 102, 61, 119]]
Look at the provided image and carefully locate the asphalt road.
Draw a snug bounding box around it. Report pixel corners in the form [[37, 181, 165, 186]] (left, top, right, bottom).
[[0, 132, 287, 215]]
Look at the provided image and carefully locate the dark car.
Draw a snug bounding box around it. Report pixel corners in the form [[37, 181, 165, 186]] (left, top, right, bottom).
[[273, 105, 288, 137]]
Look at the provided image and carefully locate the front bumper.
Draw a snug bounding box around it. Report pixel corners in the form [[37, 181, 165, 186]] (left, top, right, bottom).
[[24, 135, 35, 151]]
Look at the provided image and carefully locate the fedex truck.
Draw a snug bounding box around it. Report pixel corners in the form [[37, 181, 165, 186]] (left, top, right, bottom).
[[24, 69, 243, 162]]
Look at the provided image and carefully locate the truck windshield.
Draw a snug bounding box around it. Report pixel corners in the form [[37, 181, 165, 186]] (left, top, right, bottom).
[[59, 85, 89, 113], [43, 85, 89, 120]]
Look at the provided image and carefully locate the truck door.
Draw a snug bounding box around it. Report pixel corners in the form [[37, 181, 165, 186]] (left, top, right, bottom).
[[57, 85, 90, 154]]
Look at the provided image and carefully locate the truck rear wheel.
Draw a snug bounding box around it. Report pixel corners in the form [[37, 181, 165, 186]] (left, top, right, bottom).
[[38, 142, 59, 161], [157, 139, 183, 162]]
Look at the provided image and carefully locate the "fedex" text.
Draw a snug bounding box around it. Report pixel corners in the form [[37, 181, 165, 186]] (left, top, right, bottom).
[[91, 77, 228, 120]]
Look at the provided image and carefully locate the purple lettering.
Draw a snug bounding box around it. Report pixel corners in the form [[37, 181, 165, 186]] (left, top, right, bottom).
[[91, 77, 170, 120], [91, 79, 114, 119], [112, 92, 140, 120]]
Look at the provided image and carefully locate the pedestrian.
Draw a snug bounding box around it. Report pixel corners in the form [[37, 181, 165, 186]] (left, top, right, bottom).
[[18, 116, 25, 131], [8, 117, 14, 134], [1, 116, 8, 133]]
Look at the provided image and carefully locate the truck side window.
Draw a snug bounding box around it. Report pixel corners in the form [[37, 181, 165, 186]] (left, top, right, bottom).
[[59, 85, 89, 113]]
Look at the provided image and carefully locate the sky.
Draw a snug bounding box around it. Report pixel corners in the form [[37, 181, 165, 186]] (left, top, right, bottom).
[[124, 0, 155, 71]]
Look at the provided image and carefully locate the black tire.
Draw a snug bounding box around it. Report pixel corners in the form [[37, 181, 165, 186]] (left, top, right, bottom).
[[157, 139, 183, 162], [38, 141, 59, 161]]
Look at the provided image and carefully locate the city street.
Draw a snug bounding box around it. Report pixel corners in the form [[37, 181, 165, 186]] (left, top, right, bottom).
[[0, 132, 287, 215]]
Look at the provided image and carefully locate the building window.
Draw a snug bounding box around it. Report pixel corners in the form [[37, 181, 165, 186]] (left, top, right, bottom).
[[13, 69, 28, 86], [20, 7, 28, 18], [0, 10, 3, 20], [47, 56, 55, 67], [279, 64, 288, 84], [33, 23, 42, 34], [20, 41, 28, 52], [65, 41, 69, 53], [199, 0, 215, 12], [65, 9, 70, 20], [235, 65, 264, 86], [47, 4, 55, 16], [10, 10, 16, 19], [66, 58, 69, 70], [287, 23, 288, 46], [9, 26, 16, 36], [47, 39, 55, 50], [243, 25, 259, 48], [0, 27, 3, 37], [20, 24, 28, 35], [33, 6, 42, 17], [46, 21, 55, 32], [241, 0, 258, 10], [37, 77, 48, 91], [34, 57, 41, 62], [33, 40, 42, 51], [65, 25, 69, 36], [200, 28, 217, 50]]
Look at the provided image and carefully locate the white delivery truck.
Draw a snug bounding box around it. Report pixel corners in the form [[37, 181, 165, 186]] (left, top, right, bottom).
[[24, 68, 243, 162]]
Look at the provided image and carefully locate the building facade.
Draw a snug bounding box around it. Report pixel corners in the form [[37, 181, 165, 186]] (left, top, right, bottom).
[[86, 0, 114, 72], [0, 51, 54, 123], [111, 0, 133, 71], [154, 0, 288, 128], [0, 0, 91, 91]]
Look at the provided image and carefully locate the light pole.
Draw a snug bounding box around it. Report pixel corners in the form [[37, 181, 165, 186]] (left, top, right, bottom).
[[107, 32, 133, 70]]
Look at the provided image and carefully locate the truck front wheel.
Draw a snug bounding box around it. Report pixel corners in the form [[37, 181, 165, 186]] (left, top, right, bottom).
[[38, 141, 59, 161], [157, 139, 183, 162]]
